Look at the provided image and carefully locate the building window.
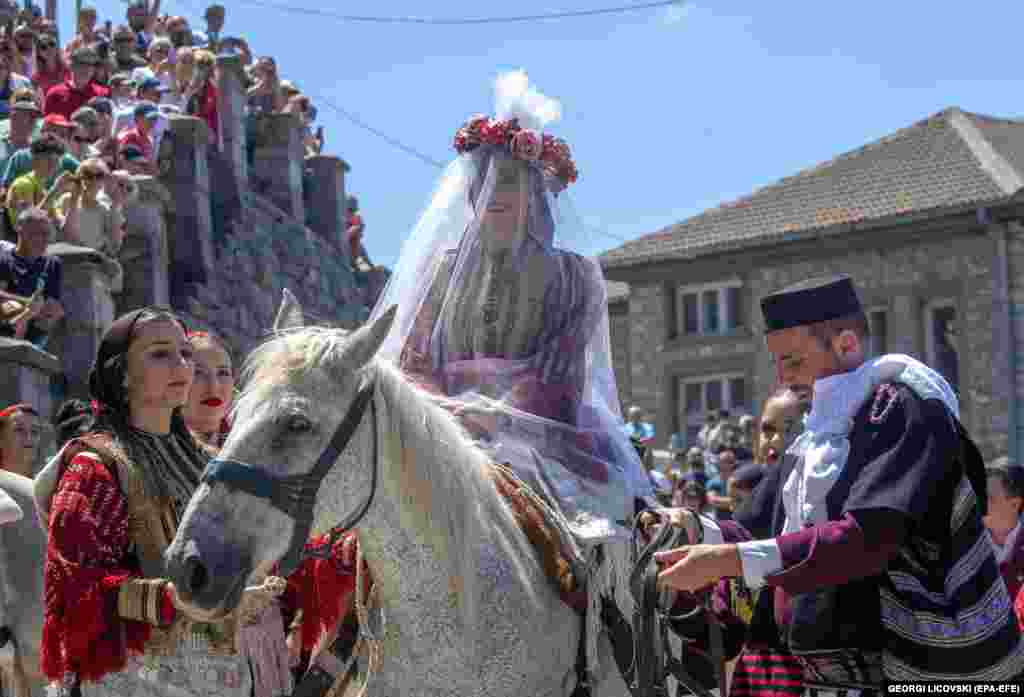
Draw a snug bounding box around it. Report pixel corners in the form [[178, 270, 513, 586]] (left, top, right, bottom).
[[678, 281, 744, 337], [683, 293, 699, 335], [925, 301, 960, 395], [678, 374, 749, 449], [869, 310, 888, 357]]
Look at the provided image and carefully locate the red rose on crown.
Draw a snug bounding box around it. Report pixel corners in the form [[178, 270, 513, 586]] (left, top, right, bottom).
[[466, 114, 490, 131], [453, 114, 578, 189], [480, 119, 511, 146], [511, 129, 543, 161]]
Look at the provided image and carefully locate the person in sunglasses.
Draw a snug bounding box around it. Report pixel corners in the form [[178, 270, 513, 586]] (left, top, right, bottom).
[[12, 23, 36, 80], [0, 43, 31, 121], [112, 24, 148, 73], [32, 31, 66, 99], [0, 98, 40, 179], [62, 5, 98, 61], [53, 158, 128, 295]]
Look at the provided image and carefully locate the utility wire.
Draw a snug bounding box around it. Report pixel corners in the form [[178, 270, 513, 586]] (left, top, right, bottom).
[[316, 96, 449, 169], [229, 0, 683, 25], [316, 97, 630, 244], [170, 1, 635, 245]]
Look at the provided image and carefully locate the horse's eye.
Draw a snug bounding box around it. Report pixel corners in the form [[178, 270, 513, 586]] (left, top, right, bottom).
[[287, 415, 312, 433]]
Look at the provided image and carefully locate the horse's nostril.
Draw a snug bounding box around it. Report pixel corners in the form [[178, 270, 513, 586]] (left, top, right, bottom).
[[185, 556, 209, 595]]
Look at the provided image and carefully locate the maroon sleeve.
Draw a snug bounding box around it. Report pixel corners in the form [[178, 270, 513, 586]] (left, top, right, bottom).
[[717, 519, 754, 544], [765, 510, 906, 595]]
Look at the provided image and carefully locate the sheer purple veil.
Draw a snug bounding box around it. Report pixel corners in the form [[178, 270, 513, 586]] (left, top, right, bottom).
[[368, 71, 651, 509]]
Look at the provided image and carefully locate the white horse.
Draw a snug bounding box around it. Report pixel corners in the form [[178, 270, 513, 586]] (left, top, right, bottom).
[[0, 471, 46, 697], [165, 292, 637, 697]]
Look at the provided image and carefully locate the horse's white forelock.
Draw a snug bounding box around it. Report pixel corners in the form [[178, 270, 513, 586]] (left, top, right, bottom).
[[233, 325, 536, 630]]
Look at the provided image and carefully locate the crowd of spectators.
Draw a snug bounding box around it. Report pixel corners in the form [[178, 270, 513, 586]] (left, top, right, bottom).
[[0, 0, 378, 353]]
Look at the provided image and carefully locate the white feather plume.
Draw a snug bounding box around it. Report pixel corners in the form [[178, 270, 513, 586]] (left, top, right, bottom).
[[493, 69, 562, 132]]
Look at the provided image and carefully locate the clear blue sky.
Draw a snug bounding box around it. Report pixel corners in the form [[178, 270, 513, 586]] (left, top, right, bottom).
[[64, 1, 1024, 269]]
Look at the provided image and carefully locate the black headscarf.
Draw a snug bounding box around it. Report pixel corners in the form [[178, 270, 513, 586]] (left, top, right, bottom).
[[85, 306, 210, 508]]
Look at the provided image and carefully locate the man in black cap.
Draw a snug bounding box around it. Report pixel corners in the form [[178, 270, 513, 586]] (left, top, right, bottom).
[[656, 275, 1024, 684]]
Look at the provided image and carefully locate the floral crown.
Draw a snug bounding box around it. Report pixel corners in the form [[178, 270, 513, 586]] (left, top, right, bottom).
[[453, 114, 578, 192]]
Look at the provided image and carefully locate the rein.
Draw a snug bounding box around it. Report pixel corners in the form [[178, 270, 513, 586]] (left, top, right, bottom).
[[200, 381, 378, 576], [606, 509, 727, 697]]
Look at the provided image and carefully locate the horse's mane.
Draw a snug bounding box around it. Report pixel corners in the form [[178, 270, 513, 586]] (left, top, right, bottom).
[[236, 326, 535, 623]]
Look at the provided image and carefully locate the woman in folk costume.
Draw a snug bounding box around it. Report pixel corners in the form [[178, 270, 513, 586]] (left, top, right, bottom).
[[180, 328, 305, 697], [181, 331, 234, 450], [31, 307, 348, 696], [374, 70, 652, 537]]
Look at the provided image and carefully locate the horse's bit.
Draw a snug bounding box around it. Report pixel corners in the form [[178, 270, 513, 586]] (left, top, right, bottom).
[[200, 380, 378, 576]]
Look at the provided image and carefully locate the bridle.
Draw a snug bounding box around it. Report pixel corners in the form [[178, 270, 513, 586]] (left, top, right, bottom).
[[200, 380, 378, 575]]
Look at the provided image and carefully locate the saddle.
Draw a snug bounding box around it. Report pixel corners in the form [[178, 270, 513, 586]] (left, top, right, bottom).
[[488, 463, 587, 613]]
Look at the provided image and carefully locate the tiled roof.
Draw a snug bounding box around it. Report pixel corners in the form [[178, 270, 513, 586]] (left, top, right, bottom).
[[601, 108, 1024, 269], [606, 280, 630, 303]]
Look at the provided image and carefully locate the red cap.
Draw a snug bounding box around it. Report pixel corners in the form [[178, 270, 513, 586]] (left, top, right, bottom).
[[43, 113, 73, 128]]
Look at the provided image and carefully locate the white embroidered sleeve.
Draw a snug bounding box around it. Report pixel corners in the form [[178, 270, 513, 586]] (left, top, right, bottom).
[[736, 539, 783, 589], [697, 513, 724, 544], [0, 488, 23, 526]]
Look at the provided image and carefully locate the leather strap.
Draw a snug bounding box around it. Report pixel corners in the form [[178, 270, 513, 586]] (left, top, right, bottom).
[[570, 609, 591, 697], [623, 511, 725, 697], [200, 382, 377, 575], [291, 665, 341, 697]]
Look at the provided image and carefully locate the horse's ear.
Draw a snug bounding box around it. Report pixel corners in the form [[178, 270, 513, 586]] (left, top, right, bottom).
[[344, 305, 397, 369], [273, 288, 305, 332]]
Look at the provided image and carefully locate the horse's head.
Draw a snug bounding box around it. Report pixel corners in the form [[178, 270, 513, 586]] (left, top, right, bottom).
[[165, 290, 396, 619]]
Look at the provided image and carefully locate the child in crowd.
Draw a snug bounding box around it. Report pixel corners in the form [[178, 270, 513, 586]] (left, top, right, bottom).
[[755, 387, 809, 466]]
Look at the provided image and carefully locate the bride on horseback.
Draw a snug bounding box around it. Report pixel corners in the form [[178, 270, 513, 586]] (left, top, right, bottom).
[[375, 70, 652, 541], [290, 70, 653, 690]]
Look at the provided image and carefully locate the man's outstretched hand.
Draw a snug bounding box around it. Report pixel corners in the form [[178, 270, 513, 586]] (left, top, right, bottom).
[[655, 543, 743, 594]]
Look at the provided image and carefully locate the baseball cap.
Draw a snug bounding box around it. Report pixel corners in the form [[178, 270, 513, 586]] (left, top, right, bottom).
[[70, 46, 99, 66], [133, 102, 160, 120], [86, 97, 113, 116], [137, 77, 168, 94], [113, 24, 135, 40], [119, 144, 146, 161], [43, 113, 73, 128], [10, 100, 41, 115], [71, 106, 100, 127]]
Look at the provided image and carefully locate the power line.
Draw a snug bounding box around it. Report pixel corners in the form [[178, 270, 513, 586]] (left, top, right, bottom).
[[230, 0, 684, 25], [316, 96, 449, 169], [315, 97, 630, 244]]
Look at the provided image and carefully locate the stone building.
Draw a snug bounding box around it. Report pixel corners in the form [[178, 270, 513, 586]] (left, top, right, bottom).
[[0, 53, 388, 455], [602, 107, 1024, 463]]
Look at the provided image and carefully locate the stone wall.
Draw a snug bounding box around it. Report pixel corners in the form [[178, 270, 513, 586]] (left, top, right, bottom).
[[1006, 221, 1024, 462], [609, 219, 1006, 460], [608, 299, 631, 412]]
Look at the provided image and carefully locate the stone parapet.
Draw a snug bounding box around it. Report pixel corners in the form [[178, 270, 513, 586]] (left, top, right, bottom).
[[0, 337, 59, 461], [216, 54, 249, 195], [46, 244, 118, 399], [249, 112, 305, 221], [119, 176, 171, 316], [304, 155, 350, 257], [161, 116, 215, 306]]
